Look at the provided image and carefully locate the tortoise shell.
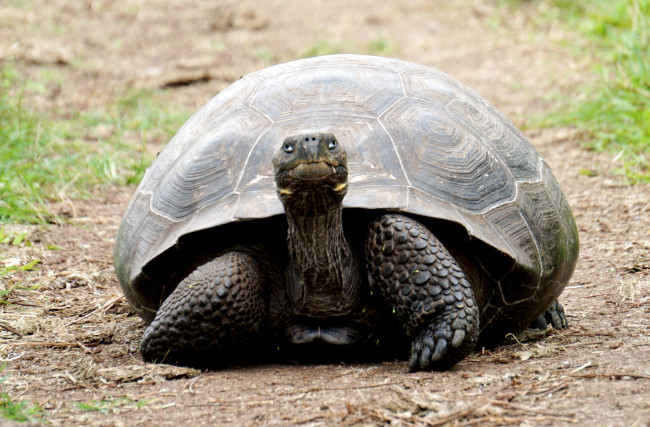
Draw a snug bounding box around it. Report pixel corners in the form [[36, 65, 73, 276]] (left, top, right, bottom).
[[114, 54, 578, 334]]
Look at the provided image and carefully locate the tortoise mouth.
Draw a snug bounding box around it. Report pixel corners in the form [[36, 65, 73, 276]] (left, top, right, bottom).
[[274, 160, 348, 200], [288, 160, 339, 180]]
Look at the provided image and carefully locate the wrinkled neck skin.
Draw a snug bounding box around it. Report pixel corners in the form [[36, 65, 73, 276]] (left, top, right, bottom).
[[282, 185, 362, 318]]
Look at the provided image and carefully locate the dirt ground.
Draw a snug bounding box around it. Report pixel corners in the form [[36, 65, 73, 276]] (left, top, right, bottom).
[[1, 0, 649, 425]]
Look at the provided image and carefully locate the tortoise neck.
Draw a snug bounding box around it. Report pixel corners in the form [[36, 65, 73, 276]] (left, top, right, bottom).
[[283, 191, 362, 317]]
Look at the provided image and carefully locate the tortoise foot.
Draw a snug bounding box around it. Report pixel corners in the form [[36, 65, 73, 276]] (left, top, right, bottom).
[[366, 214, 479, 371], [140, 251, 267, 368], [530, 300, 568, 330], [409, 315, 478, 371]]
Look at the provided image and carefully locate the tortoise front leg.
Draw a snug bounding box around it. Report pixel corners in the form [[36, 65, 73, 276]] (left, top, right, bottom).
[[140, 251, 267, 368], [366, 214, 479, 371]]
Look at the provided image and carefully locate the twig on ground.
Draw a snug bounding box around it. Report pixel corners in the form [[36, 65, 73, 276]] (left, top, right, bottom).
[[65, 294, 122, 326], [5, 341, 82, 348], [570, 372, 650, 380], [0, 321, 24, 337]]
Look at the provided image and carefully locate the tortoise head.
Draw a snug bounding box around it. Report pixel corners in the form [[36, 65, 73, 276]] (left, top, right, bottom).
[[273, 132, 348, 204]]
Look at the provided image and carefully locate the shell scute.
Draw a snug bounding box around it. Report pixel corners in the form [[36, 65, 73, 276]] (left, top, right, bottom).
[[250, 65, 405, 121], [381, 98, 516, 212]]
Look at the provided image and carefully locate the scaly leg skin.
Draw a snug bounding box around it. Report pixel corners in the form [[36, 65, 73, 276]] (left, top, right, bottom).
[[140, 251, 267, 368], [530, 300, 568, 330], [366, 214, 479, 371]]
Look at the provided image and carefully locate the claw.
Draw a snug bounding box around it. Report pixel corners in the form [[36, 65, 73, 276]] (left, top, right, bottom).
[[419, 345, 431, 369], [451, 329, 465, 348], [423, 335, 435, 349], [409, 350, 419, 371], [548, 301, 567, 328], [431, 338, 447, 362]]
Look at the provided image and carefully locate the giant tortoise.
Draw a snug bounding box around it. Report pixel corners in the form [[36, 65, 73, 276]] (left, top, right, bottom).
[[114, 54, 579, 371]]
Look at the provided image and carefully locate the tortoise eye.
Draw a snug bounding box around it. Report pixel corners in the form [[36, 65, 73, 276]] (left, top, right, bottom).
[[283, 142, 294, 153], [328, 140, 337, 150]]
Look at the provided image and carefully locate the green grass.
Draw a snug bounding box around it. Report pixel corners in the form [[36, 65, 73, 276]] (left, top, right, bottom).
[[0, 250, 40, 305], [1, 70, 55, 223], [78, 90, 190, 185], [302, 34, 397, 58], [76, 396, 152, 414], [0, 67, 190, 224], [0, 227, 31, 247], [0, 227, 43, 305], [0, 365, 46, 423], [0, 393, 44, 423], [0, 261, 39, 280], [508, 0, 650, 182]]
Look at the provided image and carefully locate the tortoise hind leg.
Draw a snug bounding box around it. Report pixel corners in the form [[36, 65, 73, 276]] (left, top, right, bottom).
[[529, 300, 568, 330], [140, 251, 267, 368], [366, 214, 479, 371]]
